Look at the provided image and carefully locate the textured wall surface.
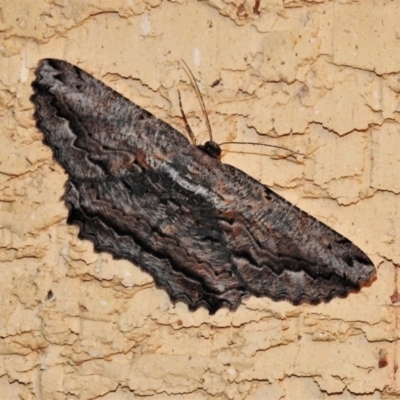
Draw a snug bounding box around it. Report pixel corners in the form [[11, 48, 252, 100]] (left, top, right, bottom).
[[0, 0, 398, 399]]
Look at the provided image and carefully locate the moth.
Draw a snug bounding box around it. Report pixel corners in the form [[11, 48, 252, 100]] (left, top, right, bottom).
[[31, 59, 375, 314]]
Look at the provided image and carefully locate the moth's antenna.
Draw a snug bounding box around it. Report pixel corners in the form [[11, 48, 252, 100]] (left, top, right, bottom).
[[181, 60, 213, 142], [181, 61, 303, 159], [178, 91, 196, 145], [218, 141, 305, 157]]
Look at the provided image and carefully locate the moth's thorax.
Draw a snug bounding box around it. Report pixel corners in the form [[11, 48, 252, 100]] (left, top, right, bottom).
[[197, 140, 221, 159]]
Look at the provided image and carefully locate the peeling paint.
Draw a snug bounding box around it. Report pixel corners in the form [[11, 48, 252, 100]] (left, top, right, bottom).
[[0, 0, 398, 399]]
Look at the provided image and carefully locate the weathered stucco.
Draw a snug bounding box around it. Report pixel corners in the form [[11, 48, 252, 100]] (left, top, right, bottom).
[[0, 0, 398, 399]]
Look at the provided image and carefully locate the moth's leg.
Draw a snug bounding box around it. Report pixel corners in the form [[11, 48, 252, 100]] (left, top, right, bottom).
[[178, 91, 196, 145]]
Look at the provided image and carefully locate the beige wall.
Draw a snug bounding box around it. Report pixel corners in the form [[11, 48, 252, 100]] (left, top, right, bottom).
[[0, 0, 398, 399]]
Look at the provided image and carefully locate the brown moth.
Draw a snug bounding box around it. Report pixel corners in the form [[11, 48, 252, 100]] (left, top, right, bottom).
[[31, 59, 375, 314]]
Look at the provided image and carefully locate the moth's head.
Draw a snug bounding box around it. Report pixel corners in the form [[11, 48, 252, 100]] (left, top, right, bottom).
[[198, 140, 221, 159]]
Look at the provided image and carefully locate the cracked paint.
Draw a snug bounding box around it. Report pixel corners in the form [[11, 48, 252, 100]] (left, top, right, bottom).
[[0, 0, 398, 399]]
